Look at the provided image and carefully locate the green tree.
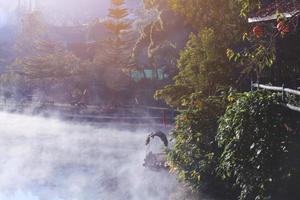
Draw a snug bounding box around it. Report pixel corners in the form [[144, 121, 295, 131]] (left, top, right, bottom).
[[88, 0, 137, 105], [151, 1, 300, 199], [154, 0, 247, 107], [217, 91, 300, 200], [150, 0, 248, 198], [15, 11, 45, 57], [2, 11, 46, 99], [167, 93, 236, 198], [11, 12, 83, 100], [14, 41, 82, 101], [155, 29, 239, 107], [21, 41, 79, 80], [95, 0, 135, 86], [227, 0, 300, 85]]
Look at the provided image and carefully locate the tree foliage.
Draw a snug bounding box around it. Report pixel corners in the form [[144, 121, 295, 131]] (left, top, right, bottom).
[[235, 0, 261, 16], [152, 1, 300, 200], [167, 93, 235, 198], [101, 0, 134, 69], [168, 0, 245, 31], [217, 91, 300, 200], [20, 41, 79, 80], [91, 0, 136, 93], [154, 0, 248, 108], [226, 31, 276, 82], [7, 12, 95, 102], [155, 29, 239, 107], [15, 11, 45, 57], [12, 13, 80, 96]]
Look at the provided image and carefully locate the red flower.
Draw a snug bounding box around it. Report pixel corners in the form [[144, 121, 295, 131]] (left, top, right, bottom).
[[253, 25, 264, 38], [277, 21, 289, 33]]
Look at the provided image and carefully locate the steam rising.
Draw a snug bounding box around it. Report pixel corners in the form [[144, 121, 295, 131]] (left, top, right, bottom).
[[0, 112, 180, 200]]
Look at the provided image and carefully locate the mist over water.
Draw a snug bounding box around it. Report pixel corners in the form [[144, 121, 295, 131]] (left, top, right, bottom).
[[0, 112, 180, 200]]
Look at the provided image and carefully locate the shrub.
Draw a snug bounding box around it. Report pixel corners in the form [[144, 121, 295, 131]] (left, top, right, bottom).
[[167, 93, 236, 198], [217, 91, 300, 200]]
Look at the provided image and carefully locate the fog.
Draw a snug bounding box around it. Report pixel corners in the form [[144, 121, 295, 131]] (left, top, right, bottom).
[[0, 112, 183, 200], [0, 0, 141, 27], [0, 1, 16, 27]]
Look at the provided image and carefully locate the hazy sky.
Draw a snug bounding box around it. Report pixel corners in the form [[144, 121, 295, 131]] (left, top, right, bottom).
[[0, 0, 16, 27], [0, 0, 140, 27]]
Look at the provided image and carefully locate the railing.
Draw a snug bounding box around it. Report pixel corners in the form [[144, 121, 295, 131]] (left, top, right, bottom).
[[252, 83, 300, 112], [0, 102, 176, 125]]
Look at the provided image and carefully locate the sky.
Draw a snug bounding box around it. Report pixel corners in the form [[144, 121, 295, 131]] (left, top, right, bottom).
[[0, 0, 141, 27], [0, 0, 16, 27]]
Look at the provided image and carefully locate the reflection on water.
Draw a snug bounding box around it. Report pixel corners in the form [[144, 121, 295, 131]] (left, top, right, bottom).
[[0, 112, 178, 200]]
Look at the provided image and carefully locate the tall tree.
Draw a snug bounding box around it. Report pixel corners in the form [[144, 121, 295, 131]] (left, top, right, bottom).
[[154, 0, 248, 107], [88, 0, 137, 105], [11, 12, 82, 101], [3, 11, 46, 99], [15, 11, 45, 57], [95, 0, 135, 87], [134, 1, 192, 80]]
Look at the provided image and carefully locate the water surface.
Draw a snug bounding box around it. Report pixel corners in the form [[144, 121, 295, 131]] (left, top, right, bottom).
[[0, 112, 178, 200]]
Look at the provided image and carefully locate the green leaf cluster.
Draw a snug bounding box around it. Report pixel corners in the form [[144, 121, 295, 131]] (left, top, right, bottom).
[[154, 0, 248, 108], [155, 29, 238, 107], [152, 0, 300, 199], [217, 91, 300, 200], [167, 93, 235, 198]]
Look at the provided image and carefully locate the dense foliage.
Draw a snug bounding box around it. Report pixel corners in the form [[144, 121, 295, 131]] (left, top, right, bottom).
[[1, 0, 155, 105], [217, 91, 300, 200], [167, 93, 235, 198], [91, 0, 135, 93], [151, 0, 300, 200], [155, 28, 238, 107], [1, 1, 300, 199], [155, 0, 247, 107]]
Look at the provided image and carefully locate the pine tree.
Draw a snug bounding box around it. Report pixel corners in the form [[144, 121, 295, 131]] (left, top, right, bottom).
[[12, 13, 80, 96], [21, 41, 78, 80], [94, 0, 136, 91], [15, 11, 45, 57]]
